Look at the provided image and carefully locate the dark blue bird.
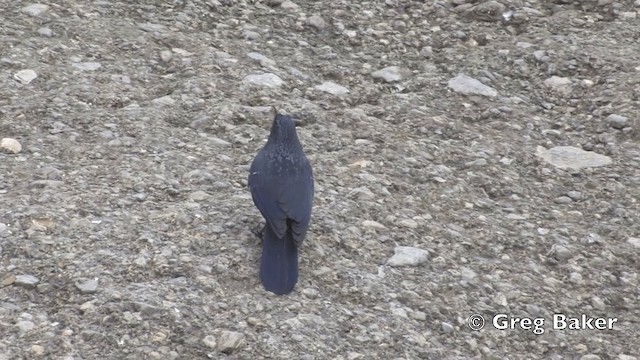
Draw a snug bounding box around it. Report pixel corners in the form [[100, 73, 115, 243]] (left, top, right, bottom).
[[248, 109, 314, 295]]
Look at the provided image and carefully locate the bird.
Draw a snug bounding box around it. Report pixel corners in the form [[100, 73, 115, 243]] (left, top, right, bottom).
[[248, 108, 314, 295]]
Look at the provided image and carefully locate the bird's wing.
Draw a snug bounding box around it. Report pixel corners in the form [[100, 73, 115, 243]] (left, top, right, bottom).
[[277, 169, 314, 246]]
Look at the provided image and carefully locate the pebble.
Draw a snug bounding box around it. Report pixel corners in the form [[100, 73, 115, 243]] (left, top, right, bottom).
[[549, 244, 572, 262], [536, 146, 612, 170], [554, 196, 573, 204], [387, 246, 429, 267], [189, 190, 209, 201], [280, 1, 299, 11], [544, 76, 572, 90], [362, 220, 387, 230], [14, 69, 38, 84], [160, 50, 173, 62], [72, 62, 102, 71], [243, 73, 284, 87], [306, 15, 327, 30], [315, 81, 349, 96], [371, 66, 405, 83], [605, 114, 628, 129], [16, 320, 36, 334], [581, 233, 602, 245], [137, 23, 167, 32], [14, 275, 40, 288], [566, 191, 582, 201], [217, 331, 245, 353], [31, 345, 45, 356], [152, 95, 175, 106], [246, 52, 276, 67], [1, 138, 22, 153], [448, 74, 497, 97], [580, 355, 601, 360], [202, 335, 217, 349], [242, 30, 260, 40], [75, 279, 99, 294], [38, 27, 53, 37], [21, 4, 49, 17], [627, 237, 640, 248], [420, 46, 433, 58], [399, 219, 418, 229], [441, 322, 454, 333]]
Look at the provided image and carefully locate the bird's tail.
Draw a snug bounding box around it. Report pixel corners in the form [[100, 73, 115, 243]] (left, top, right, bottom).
[[260, 225, 298, 295]]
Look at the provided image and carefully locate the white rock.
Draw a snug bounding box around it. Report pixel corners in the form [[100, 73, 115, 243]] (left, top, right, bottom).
[[14, 70, 38, 84], [306, 15, 326, 30], [243, 73, 284, 87], [315, 81, 349, 96], [21, 4, 49, 16], [371, 66, 405, 83], [544, 76, 572, 90], [202, 335, 217, 349], [627, 237, 640, 248], [399, 219, 418, 229], [536, 146, 612, 170], [72, 62, 102, 71], [362, 220, 387, 230], [152, 95, 175, 106], [606, 114, 628, 129], [387, 246, 429, 267], [14, 275, 39, 288], [448, 74, 497, 97], [1, 138, 22, 154], [75, 279, 99, 294]]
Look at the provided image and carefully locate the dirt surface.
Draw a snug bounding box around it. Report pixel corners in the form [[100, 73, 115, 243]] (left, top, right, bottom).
[[1, 0, 639, 359]]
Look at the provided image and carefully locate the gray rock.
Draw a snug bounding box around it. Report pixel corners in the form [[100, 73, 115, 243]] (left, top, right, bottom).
[[14, 275, 40, 288], [189, 190, 209, 201], [1, 138, 22, 154], [280, 1, 299, 11], [72, 62, 102, 71], [554, 196, 573, 204], [160, 50, 173, 62], [371, 66, 405, 83], [306, 15, 327, 30], [217, 331, 245, 353], [152, 95, 176, 106], [315, 81, 349, 96], [399, 219, 418, 229], [38, 27, 53, 37], [448, 74, 498, 97], [544, 76, 572, 90], [441, 322, 454, 333], [387, 246, 429, 267], [536, 146, 612, 170], [627, 237, 640, 248], [362, 220, 387, 230], [137, 23, 167, 32], [566, 191, 583, 201], [247, 52, 276, 67], [21, 4, 49, 17], [243, 73, 284, 87], [202, 335, 217, 349], [15, 320, 36, 334], [75, 279, 99, 294], [548, 244, 572, 262], [606, 114, 628, 129]]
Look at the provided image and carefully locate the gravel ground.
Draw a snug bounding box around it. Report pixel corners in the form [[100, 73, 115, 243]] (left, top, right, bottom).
[[1, 0, 639, 359]]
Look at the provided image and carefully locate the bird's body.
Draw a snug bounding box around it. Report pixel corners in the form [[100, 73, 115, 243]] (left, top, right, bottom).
[[249, 111, 314, 295]]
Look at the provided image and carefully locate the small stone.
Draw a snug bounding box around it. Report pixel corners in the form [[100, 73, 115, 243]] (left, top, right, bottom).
[[441, 322, 454, 333], [627, 237, 640, 248], [21, 4, 49, 16], [243, 73, 284, 87], [581, 233, 603, 245], [465, 158, 488, 167], [14, 275, 40, 288], [580, 355, 601, 360], [246, 52, 276, 67], [549, 244, 572, 262], [315, 81, 349, 96], [306, 15, 326, 30], [371, 66, 405, 83], [448, 74, 498, 97], [420, 46, 433, 58], [152, 95, 175, 106], [554, 196, 573, 204], [569, 272, 583, 284], [16, 320, 35, 334], [137, 23, 167, 32], [202, 335, 217, 349], [566, 191, 582, 201], [387, 246, 429, 267], [242, 30, 260, 40], [72, 62, 102, 71], [160, 50, 173, 62], [618, 355, 637, 360], [280, 1, 299, 10], [350, 187, 375, 200], [1, 138, 22, 154], [399, 219, 418, 229], [189, 190, 209, 202], [591, 296, 606, 310], [217, 331, 245, 354], [606, 114, 628, 129], [536, 146, 612, 170], [31, 345, 45, 356], [14, 69, 38, 84], [38, 27, 53, 37], [544, 76, 572, 90], [362, 220, 387, 230], [75, 279, 99, 294]]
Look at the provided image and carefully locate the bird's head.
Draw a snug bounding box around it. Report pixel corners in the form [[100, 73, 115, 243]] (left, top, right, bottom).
[[268, 109, 301, 145]]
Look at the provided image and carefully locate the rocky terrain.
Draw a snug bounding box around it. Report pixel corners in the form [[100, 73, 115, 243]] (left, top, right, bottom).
[[1, 0, 639, 358]]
